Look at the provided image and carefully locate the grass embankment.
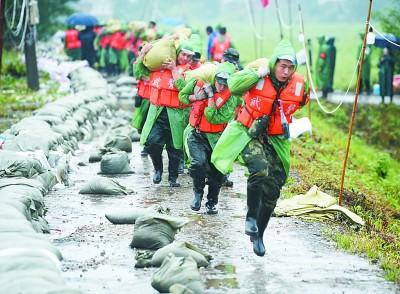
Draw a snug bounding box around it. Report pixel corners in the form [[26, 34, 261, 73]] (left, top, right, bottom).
[[286, 101, 400, 282], [0, 50, 60, 132]]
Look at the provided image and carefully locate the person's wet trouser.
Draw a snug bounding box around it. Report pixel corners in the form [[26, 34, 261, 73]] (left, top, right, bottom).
[[146, 108, 181, 181], [241, 138, 287, 232], [187, 130, 224, 205], [360, 78, 371, 95]]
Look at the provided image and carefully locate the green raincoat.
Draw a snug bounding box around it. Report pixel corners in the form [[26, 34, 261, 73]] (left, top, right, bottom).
[[179, 62, 240, 160], [211, 39, 307, 177], [315, 36, 329, 91], [139, 42, 194, 150]]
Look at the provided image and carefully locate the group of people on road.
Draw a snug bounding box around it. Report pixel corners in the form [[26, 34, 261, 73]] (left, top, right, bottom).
[[130, 25, 310, 257], [315, 33, 397, 103], [64, 20, 160, 74]]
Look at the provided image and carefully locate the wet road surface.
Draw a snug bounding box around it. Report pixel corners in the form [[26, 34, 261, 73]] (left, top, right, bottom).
[[44, 128, 400, 294]]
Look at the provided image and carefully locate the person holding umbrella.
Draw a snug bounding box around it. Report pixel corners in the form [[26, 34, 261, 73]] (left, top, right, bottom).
[[79, 26, 97, 67], [66, 13, 99, 67]]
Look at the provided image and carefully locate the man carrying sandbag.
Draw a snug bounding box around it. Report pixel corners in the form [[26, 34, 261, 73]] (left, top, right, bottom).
[[211, 39, 309, 255], [140, 40, 195, 187], [179, 62, 239, 214], [132, 45, 152, 157]]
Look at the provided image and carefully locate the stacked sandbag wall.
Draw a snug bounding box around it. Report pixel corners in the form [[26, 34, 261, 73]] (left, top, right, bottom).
[[0, 66, 117, 293]]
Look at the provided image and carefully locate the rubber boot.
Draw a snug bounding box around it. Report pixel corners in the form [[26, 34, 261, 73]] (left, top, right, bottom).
[[191, 191, 203, 211], [245, 193, 259, 236], [205, 184, 220, 214], [153, 170, 162, 184], [168, 176, 181, 187], [252, 205, 274, 257], [140, 147, 149, 157], [245, 217, 258, 237], [222, 174, 233, 187]]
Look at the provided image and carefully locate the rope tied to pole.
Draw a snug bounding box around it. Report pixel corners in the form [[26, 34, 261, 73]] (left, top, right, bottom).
[[297, 2, 361, 115], [369, 22, 400, 48]]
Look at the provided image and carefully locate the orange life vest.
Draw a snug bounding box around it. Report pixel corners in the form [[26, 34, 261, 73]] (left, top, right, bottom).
[[236, 73, 308, 136], [65, 29, 81, 49], [149, 65, 190, 109], [189, 81, 231, 133], [211, 36, 231, 62], [99, 34, 111, 49], [137, 79, 151, 99], [110, 32, 126, 51]]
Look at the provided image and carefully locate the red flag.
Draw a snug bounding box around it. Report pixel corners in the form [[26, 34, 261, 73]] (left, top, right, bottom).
[[260, 0, 270, 7]]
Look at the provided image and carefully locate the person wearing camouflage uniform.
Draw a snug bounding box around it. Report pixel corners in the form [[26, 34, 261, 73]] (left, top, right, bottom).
[[211, 39, 309, 256]]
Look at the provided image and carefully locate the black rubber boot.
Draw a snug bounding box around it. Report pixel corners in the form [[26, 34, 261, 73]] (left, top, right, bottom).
[[178, 157, 185, 174], [222, 174, 233, 187], [205, 183, 220, 215], [190, 191, 203, 211], [168, 177, 181, 187], [153, 170, 162, 184], [252, 205, 274, 257], [140, 148, 149, 157], [205, 201, 218, 214], [245, 217, 258, 237]]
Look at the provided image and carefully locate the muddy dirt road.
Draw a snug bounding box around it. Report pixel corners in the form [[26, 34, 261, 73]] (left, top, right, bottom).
[[43, 124, 399, 294]]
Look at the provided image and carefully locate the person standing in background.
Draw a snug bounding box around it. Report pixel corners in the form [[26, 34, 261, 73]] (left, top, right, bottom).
[[65, 25, 81, 61], [78, 26, 96, 67], [358, 34, 372, 95], [206, 26, 217, 61], [379, 47, 395, 104]]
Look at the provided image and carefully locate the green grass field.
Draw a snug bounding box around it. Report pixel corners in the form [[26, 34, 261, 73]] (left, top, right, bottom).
[[187, 22, 383, 91]]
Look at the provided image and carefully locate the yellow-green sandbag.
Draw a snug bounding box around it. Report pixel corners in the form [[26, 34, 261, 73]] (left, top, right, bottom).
[[184, 63, 218, 84], [143, 39, 176, 71], [246, 58, 270, 70]]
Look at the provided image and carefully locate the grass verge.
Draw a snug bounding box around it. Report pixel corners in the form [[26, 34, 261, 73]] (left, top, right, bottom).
[[284, 101, 400, 283]]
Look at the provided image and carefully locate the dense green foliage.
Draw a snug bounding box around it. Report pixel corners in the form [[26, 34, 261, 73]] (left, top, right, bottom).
[[0, 50, 60, 132], [37, 0, 79, 40]]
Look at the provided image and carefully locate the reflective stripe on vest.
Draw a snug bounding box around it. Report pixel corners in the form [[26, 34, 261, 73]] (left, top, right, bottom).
[[65, 30, 81, 49], [212, 37, 231, 62], [236, 73, 306, 135], [149, 65, 190, 108], [189, 84, 231, 133]]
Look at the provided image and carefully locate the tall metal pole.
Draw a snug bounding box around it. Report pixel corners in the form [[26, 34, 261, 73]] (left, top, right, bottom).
[[287, 0, 293, 44], [338, 0, 373, 206], [0, 0, 6, 76], [275, 0, 283, 40]]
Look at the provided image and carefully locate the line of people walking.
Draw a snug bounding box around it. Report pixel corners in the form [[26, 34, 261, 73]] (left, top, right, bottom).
[[131, 27, 310, 257]]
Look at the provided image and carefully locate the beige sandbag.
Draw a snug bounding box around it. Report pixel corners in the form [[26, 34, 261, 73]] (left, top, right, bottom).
[[174, 27, 192, 38], [151, 254, 204, 294], [185, 63, 218, 84], [246, 58, 270, 70], [143, 39, 176, 71], [151, 242, 211, 268]]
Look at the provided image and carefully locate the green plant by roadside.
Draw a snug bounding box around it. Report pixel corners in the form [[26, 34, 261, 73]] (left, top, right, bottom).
[[284, 101, 400, 283]]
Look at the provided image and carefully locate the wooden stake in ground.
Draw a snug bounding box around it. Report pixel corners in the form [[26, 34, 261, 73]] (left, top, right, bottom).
[[338, 0, 373, 206]]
